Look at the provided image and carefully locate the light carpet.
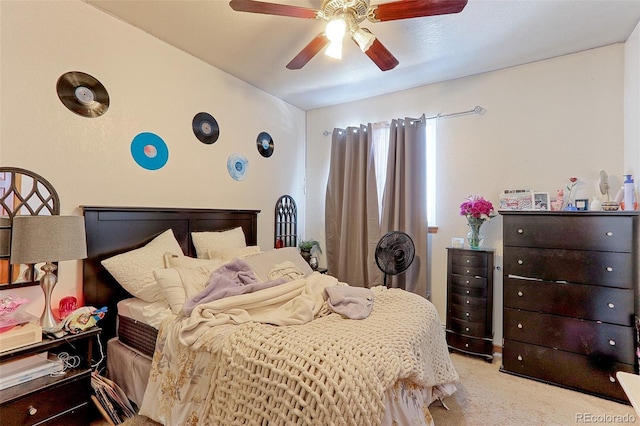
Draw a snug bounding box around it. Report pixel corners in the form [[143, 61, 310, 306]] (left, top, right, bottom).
[[101, 352, 636, 425], [430, 352, 637, 425]]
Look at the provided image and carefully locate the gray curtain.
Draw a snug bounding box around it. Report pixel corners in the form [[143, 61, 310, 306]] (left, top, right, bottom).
[[325, 126, 382, 287], [380, 116, 428, 297]]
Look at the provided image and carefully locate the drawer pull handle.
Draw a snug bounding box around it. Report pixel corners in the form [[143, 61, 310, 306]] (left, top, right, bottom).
[[466, 269, 471, 274], [466, 259, 470, 264], [465, 343, 469, 348], [517, 355, 523, 361], [465, 312, 470, 317], [606, 266, 613, 272], [607, 302, 615, 309], [466, 290, 470, 294], [609, 339, 616, 346], [517, 323, 523, 329], [606, 231, 613, 237], [517, 291, 523, 297], [465, 327, 470, 332], [517, 260, 523, 265], [609, 376, 616, 383], [466, 300, 470, 304], [28, 406, 37, 416], [517, 229, 524, 234], [465, 280, 470, 285]]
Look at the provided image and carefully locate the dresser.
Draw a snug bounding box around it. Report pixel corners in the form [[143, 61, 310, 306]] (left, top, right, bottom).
[[445, 247, 495, 362], [0, 328, 100, 425], [500, 211, 639, 403]]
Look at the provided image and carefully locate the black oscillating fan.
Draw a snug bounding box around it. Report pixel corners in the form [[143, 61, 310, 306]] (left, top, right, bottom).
[[375, 231, 415, 287]]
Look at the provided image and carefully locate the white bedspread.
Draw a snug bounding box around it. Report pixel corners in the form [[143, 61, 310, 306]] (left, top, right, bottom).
[[140, 279, 458, 425]]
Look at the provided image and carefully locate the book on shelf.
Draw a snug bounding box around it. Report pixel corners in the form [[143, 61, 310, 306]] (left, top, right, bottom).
[[0, 352, 63, 390]]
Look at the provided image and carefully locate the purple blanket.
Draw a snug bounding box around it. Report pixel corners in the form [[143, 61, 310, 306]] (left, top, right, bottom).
[[183, 259, 287, 315]]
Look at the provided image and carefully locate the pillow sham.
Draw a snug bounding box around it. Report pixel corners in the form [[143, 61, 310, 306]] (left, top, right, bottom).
[[191, 226, 246, 259], [101, 229, 183, 303], [243, 247, 313, 282], [207, 245, 261, 262], [154, 262, 222, 314]]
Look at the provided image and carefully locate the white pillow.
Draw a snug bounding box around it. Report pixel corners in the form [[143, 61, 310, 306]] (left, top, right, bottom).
[[101, 229, 182, 303], [243, 247, 313, 282], [207, 246, 261, 262], [191, 227, 246, 259], [154, 262, 222, 314], [163, 252, 218, 269]]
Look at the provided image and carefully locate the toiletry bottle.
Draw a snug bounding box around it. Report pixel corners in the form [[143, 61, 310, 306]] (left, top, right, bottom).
[[623, 174, 635, 211]]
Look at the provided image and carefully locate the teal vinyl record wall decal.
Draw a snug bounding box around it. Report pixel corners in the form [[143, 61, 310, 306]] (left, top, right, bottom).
[[131, 132, 169, 170]]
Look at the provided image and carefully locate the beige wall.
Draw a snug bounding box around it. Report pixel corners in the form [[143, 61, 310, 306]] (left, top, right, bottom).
[[0, 1, 307, 317], [306, 44, 626, 345]]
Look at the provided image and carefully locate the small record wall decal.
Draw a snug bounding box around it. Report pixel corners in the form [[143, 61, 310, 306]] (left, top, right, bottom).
[[192, 112, 220, 144], [256, 131, 274, 158], [56, 71, 109, 118], [227, 153, 248, 181], [131, 132, 169, 170]]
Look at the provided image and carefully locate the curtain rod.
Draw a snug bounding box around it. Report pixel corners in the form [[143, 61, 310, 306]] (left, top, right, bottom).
[[322, 105, 484, 135]]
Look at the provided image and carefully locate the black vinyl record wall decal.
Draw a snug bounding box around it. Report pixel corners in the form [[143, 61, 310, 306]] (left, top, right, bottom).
[[192, 112, 220, 144], [256, 131, 274, 157], [56, 71, 109, 118]]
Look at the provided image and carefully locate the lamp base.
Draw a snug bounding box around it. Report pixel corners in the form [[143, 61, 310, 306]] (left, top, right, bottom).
[[39, 262, 61, 334]]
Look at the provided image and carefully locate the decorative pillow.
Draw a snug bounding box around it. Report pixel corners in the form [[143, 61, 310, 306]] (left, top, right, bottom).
[[207, 246, 261, 262], [101, 229, 182, 303], [163, 253, 218, 269], [191, 227, 246, 259], [243, 247, 313, 282], [154, 262, 222, 314]]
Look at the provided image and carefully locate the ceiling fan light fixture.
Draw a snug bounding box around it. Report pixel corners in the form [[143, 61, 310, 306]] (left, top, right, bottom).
[[325, 40, 343, 59], [353, 27, 375, 52], [325, 17, 347, 42]]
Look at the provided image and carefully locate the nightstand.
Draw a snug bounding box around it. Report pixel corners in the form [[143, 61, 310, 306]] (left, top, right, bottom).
[[0, 327, 100, 425]]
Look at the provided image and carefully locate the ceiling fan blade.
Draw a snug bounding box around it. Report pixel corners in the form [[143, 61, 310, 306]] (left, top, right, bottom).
[[360, 35, 399, 71], [286, 33, 330, 70], [368, 0, 468, 22], [229, 0, 318, 19]]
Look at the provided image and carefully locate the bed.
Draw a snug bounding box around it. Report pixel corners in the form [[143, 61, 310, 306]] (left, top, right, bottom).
[[82, 206, 458, 425]]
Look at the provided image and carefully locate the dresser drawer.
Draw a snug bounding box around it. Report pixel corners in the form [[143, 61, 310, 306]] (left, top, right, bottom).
[[502, 339, 634, 402], [448, 317, 488, 337], [449, 293, 486, 308], [503, 215, 633, 252], [504, 247, 633, 288], [451, 264, 487, 277], [451, 284, 487, 298], [450, 253, 488, 268], [504, 278, 635, 325], [449, 303, 487, 323], [450, 273, 487, 289], [504, 308, 636, 364], [447, 331, 493, 355], [0, 370, 91, 425]]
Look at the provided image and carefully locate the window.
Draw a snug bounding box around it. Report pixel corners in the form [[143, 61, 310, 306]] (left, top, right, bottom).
[[372, 119, 437, 225]]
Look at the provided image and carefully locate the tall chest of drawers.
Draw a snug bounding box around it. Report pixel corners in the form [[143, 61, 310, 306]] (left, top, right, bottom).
[[500, 211, 639, 403], [445, 247, 495, 362]]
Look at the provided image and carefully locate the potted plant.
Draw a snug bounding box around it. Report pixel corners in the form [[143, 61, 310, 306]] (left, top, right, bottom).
[[298, 239, 321, 264]]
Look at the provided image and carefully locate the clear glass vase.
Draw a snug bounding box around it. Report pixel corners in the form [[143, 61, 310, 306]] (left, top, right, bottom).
[[467, 219, 485, 249]]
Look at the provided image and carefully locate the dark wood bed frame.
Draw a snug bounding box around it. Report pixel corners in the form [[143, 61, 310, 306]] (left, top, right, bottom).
[[82, 206, 260, 346]]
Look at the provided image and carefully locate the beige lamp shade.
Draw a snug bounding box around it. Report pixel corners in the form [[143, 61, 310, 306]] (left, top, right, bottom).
[[10, 215, 87, 264]]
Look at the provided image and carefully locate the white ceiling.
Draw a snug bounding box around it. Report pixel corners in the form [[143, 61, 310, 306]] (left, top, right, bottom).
[[85, 0, 640, 111]]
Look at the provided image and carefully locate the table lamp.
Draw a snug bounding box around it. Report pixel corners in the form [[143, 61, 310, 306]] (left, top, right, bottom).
[[10, 215, 87, 332]]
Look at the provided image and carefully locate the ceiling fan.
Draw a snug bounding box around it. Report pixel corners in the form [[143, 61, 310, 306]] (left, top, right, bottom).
[[229, 0, 468, 71]]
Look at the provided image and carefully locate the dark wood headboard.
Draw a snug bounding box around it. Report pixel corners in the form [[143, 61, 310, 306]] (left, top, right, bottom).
[[82, 206, 260, 344]]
